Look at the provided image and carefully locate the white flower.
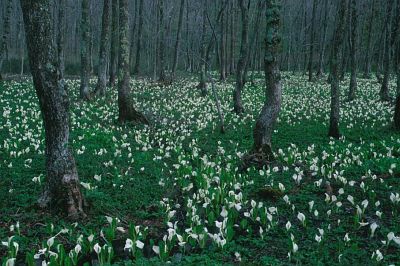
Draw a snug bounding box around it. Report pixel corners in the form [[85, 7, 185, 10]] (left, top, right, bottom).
[[152, 245, 160, 255], [292, 242, 298, 253], [297, 212, 306, 225], [136, 240, 144, 249], [105, 216, 113, 224], [94, 175, 101, 181], [286, 221, 292, 231], [347, 195, 354, 205], [344, 233, 351, 242], [93, 243, 101, 254], [88, 234, 94, 242], [370, 223, 378, 237], [6, 258, 15, 266], [124, 239, 133, 251], [74, 244, 81, 254], [220, 207, 228, 218], [47, 237, 55, 248], [315, 234, 322, 243]]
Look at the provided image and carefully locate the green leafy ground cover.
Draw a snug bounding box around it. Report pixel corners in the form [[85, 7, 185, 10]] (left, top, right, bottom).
[[1, 74, 400, 265]]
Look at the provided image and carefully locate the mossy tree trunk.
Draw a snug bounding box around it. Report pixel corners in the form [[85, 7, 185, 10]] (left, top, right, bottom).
[[109, 0, 119, 86], [233, 0, 249, 114], [117, 0, 148, 124], [348, 0, 358, 101], [252, 0, 281, 158], [57, 0, 66, 79], [328, 0, 347, 139], [20, 0, 85, 219], [95, 0, 111, 96], [80, 0, 91, 100], [0, 0, 12, 81]]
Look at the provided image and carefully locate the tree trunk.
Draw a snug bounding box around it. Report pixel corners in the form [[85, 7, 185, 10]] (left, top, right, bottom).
[[328, 0, 347, 139], [158, 0, 166, 82], [20, 0, 85, 219], [348, 0, 358, 101], [117, 0, 148, 124], [95, 0, 111, 96], [252, 0, 281, 158], [380, 0, 394, 101], [172, 0, 185, 79], [316, 0, 329, 77], [197, 0, 208, 96], [0, 0, 12, 81], [109, 0, 119, 86], [393, 1, 400, 129], [307, 0, 317, 81], [133, 0, 144, 75], [57, 0, 66, 79], [363, 0, 376, 78], [233, 0, 249, 114], [80, 0, 91, 100], [219, 3, 226, 81]]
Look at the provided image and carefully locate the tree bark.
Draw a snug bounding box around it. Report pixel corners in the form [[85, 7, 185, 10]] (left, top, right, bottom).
[[307, 0, 317, 81], [233, 0, 249, 114], [133, 0, 144, 75], [363, 0, 376, 78], [348, 0, 358, 101], [80, 0, 91, 100], [171, 0, 185, 79], [157, 0, 166, 82], [328, 0, 347, 139], [380, 0, 394, 101], [252, 0, 281, 158], [197, 0, 208, 96], [20, 0, 85, 219], [109, 0, 119, 86], [219, 2, 226, 81], [0, 0, 12, 81], [316, 0, 329, 77], [117, 0, 148, 124], [95, 0, 111, 96], [57, 0, 66, 79]]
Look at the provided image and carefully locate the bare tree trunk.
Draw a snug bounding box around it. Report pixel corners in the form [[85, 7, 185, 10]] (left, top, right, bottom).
[[316, 0, 329, 78], [20, 0, 85, 219], [95, 0, 111, 96], [109, 0, 119, 86], [380, 0, 394, 101], [172, 0, 185, 79], [252, 0, 281, 158], [117, 0, 148, 124], [329, 0, 347, 139], [219, 2, 226, 81], [363, 0, 376, 78], [158, 0, 166, 82], [393, 1, 400, 129], [233, 0, 249, 114], [0, 0, 12, 81], [80, 0, 91, 100], [133, 0, 144, 75], [348, 0, 358, 101], [307, 0, 317, 81], [57, 0, 66, 79], [197, 0, 208, 96]]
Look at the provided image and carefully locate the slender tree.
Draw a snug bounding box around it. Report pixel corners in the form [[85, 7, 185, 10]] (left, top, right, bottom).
[[95, 0, 111, 96], [252, 0, 281, 159], [363, 0, 376, 78], [316, 1, 329, 77], [171, 0, 185, 79], [307, 0, 317, 81], [133, 0, 144, 75], [328, 0, 347, 138], [20, 0, 85, 218], [393, 0, 400, 129], [233, 0, 249, 114], [109, 0, 119, 86], [0, 0, 12, 81], [348, 0, 358, 101], [80, 0, 91, 100], [380, 0, 394, 101], [57, 0, 66, 79], [197, 0, 208, 96], [117, 0, 148, 124], [158, 0, 166, 82]]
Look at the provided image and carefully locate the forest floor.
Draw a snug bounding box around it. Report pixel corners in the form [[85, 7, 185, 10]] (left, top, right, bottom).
[[1, 73, 400, 265]]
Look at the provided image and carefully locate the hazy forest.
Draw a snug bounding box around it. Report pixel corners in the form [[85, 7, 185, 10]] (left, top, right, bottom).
[[1, 0, 400, 264]]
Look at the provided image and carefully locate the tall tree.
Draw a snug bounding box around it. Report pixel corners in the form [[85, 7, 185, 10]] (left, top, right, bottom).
[[95, 0, 112, 96], [133, 0, 144, 75], [393, 0, 400, 129], [80, 0, 91, 100], [307, 0, 317, 81], [252, 0, 282, 159], [233, 0, 249, 114], [117, 0, 148, 124], [0, 0, 12, 81], [57, 0, 66, 79], [172, 0, 185, 79], [328, 0, 347, 138], [363, 0, 376, 78], [20, 0, 85, 218], [219, 1, 227, 81], [109, 0, 119, 86], [157, 0, 166, 82], [196, 0, 208, 96], [380, 0, 394, 101], [316, 1, 330, 77], [348, 0, 358, 101]]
